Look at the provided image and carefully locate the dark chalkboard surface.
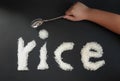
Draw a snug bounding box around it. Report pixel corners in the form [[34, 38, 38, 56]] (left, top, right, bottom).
[[0, 0, 120, 81]]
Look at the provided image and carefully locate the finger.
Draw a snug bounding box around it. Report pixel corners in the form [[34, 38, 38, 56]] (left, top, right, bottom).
[[63, 15, 76, 21], [65, 7, 74, 15], [65, 10, 72, 15]]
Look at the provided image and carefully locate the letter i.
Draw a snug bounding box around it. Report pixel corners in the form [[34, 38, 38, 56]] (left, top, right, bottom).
[[37, 29, 49, 70]]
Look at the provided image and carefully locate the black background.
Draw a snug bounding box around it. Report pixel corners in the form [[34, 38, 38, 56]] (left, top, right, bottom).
[[0, 0, 120, 81]]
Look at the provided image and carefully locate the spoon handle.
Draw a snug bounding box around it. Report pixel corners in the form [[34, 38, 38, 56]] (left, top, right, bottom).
[[44, 16, 64, 22]]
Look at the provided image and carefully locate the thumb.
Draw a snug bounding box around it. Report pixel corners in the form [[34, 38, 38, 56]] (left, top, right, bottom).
[[63, 15, 76, 21]]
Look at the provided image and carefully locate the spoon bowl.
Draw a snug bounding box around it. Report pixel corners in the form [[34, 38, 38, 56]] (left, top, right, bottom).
[[31, 18, 44, 28]]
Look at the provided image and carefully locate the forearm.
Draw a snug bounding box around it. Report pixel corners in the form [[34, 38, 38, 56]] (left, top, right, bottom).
[[87, 9, 120, 35]]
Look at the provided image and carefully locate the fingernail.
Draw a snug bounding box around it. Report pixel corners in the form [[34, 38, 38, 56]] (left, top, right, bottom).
[[63, 16, 67, 18]]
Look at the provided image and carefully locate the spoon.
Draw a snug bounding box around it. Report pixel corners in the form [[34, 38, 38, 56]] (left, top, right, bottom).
[[31, 15, 64, 28]]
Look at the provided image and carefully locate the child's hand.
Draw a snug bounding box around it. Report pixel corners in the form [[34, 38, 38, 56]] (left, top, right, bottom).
[[64, 2, 120, 34], [64, 2, 91, 21]]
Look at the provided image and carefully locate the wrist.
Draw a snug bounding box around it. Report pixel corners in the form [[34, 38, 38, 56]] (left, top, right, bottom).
[[85, 8, 95, 21]]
